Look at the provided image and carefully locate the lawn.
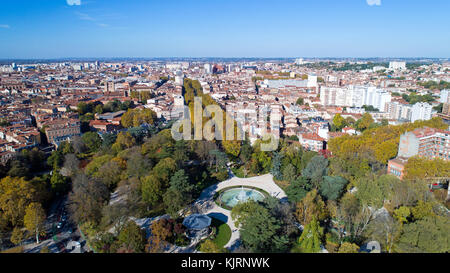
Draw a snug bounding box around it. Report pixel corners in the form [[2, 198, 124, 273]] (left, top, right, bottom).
[[273, 178, 290, 191], [210, 217, 232, 249]]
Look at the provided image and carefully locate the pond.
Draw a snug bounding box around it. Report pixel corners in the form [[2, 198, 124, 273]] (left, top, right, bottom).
[[219, 187, 265, 208]]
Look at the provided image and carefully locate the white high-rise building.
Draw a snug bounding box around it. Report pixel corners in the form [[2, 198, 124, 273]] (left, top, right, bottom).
[[295, 58, 304, 65], [351, 86, 365, 108], [411, 102, 432, 122], [440, 89, 449, 103], [320, 87, 347, 106], [387, 102, 413, 121], [320, 85, 390, 111], [307, 74, 318, 88], [389, 61, 406, 71], [204, 63, 212, 74], [175, 76, 184, 86], [376, 91, 392, 112]]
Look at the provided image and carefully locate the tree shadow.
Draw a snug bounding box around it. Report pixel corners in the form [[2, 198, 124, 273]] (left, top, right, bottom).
[[206, 212, 228, 224], [227, 239, 241, 252]]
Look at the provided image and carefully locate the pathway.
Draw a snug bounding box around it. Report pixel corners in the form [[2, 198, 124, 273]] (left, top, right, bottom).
[[189, 172, 287, 250]]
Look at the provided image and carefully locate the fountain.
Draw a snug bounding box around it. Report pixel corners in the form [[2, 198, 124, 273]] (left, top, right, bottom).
[[219, 186, 265, 208], [236, 186, 249, 202]]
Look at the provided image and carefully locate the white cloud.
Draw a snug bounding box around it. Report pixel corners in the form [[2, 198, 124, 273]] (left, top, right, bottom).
[[367, 0, 381, 6], [67, 0, 81, 6], [0, 25, 10, 29], [98, 23, 109, 28], [75, 12, 95, 21]]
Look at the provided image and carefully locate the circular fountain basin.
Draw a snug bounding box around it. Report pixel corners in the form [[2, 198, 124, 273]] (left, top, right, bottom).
[[219, 187, 265, 208]]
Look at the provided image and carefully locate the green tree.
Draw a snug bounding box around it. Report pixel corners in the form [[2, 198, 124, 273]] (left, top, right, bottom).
[[82, 132, 102, 153], [239, 138, 253, 163], [282, 164, 297, 183], [169, 170, 194, 195], [141, 175, 164, 207], [332, 114, 347, 131], [393, 206, 411, 224], [47, 150, 64, 169], [126, 150, 152, 179], [338, 242, 360, 253], [319, 176, 348, 201], [94, 161, 122, 189], [285, 176, 312, 203], [411, 201, 434, 221], [366, 214, 401, 253], [163, 188, 186, 217], [173, 140, 189, 167], [77, 102, 93, 115], [199, 239, 223, 253], [395, 216, 449, 253], [336, 193, 375, 239], [356, 113, 374, 132], [115, 131, 136, 150], [231, 200, 266, 228], [152, 158, 177, 185], [94, 104, 104, 114], [354, 176, 391, 209], [292, 217, 323, 253], [50, 170, 69, 195], [239, 204, 287, 253], [117, 221, 146, 253], [302, 155, 328, 188], [270, 152, 283, 180]]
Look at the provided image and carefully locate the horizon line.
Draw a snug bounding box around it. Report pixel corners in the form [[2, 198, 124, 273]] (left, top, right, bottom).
[[0, 56, 449, 61]]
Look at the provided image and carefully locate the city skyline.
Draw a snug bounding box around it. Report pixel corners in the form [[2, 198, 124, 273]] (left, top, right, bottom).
[[0, 0, 449, 59]]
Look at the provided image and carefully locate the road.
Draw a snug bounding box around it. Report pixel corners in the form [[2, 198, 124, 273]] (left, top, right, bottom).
[[22, 196, 89, 253]]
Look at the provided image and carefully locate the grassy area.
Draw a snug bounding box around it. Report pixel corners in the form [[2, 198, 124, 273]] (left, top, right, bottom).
[[273, 178, 290, 191], [210, 217, 231, 249]]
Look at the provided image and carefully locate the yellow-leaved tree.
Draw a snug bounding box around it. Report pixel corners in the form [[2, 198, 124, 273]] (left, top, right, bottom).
[[24, 202, 46, 244]]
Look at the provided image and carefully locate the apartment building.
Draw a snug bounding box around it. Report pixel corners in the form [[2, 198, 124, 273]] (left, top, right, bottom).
[[298, 132, 325, 152], [388, 127, 450, 179], [320, 85, 391, 111], [410, 102, 433, 122], [397, 127, 450, 160], [45, 119, 81, 145]]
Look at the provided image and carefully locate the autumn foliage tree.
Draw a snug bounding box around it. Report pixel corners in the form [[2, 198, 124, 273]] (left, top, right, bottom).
[[0, 176, 41, 227], [147, 218, 172, 253], [403, 156, 450, 180], [328, 117, 447, 165], [294, 189, 328, 226], [23, 202, 46, 243], [121, 108, 157, 128]]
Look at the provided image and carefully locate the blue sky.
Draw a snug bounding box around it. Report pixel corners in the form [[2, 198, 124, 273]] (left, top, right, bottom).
[[0, 0, 449, 58]]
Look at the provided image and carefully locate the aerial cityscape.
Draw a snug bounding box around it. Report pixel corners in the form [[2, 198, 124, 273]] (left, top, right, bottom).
[[0, 0, 449, 261]]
